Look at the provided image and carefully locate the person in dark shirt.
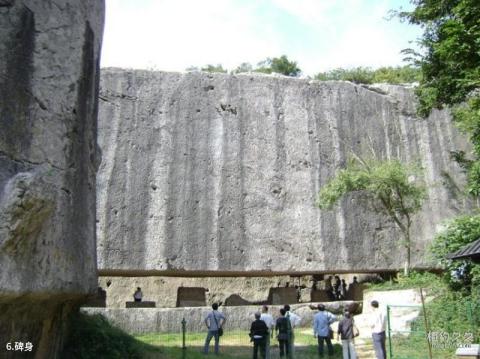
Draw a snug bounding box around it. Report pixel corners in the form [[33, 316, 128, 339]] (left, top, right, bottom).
[[333, 276, 341, 299], [337, 310, 358, 359], [133, 287, 142, 302], [275, 308, 291, 358], [325, 276, 335, 300], [340, 279, 348, 299], [250, 312, 269, 359]]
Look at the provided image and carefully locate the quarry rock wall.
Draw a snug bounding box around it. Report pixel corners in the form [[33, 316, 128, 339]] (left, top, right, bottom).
[[0, 1, 104, 357], [97, 274, 370, 309], [97, 69, 471, 274]]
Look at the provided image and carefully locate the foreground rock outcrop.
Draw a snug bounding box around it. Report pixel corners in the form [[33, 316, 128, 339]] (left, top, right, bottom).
[[0, 1, 104, 357], [98, 69, 472, 274]]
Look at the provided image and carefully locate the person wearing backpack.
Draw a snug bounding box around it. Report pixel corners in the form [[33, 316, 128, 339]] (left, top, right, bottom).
[[203, 303, 226, 355], [275, 308, 291, 358]]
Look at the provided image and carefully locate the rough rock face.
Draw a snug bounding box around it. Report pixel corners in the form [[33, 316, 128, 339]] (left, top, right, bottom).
[[0, 1, 104, 357], [97, 273, 371, 309], [97, 275, 313, 308], [98, 69, 471, 274]]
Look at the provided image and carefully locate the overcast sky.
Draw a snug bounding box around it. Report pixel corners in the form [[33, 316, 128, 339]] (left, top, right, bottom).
[[101, 0, 422, 76]]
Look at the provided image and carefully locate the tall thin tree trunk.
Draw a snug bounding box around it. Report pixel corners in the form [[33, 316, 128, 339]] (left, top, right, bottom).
[[404, 229, 411, 276]]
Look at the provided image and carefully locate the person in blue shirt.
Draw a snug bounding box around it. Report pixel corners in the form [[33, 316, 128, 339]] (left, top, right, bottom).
[[203, 303, 226, 354], [313, 304, 336, 356]]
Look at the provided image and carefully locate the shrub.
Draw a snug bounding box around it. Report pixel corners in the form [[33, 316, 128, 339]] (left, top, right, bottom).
[[430, 214, 480, 292], [62, 312, 158, 359], [314, 66, 421, 84]]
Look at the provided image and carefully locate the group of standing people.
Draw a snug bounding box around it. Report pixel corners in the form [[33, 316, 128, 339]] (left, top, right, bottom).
[[312, 303, 360, 358], [325, 276, 359, 301], [248, 304, 300, 358], [204, 304, 300, 358], [203, 300, 388, 359], [312, 300, 387, 359]]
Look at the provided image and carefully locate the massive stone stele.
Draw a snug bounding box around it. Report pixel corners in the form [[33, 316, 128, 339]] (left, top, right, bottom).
[[97, 69, 471, 275], [0, 1, 104, 357]]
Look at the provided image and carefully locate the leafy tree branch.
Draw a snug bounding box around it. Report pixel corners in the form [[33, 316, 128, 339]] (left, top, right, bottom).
[[317, 158, 426, 274]]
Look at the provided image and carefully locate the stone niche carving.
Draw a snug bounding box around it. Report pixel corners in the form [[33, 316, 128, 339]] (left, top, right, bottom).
[[176, 287, 207, 307], [83, 287, 107, 308], [268, 287, 298, 305], [311, 290, 332, 302]]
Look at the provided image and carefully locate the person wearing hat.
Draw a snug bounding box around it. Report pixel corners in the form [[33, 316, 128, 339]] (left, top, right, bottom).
[[337, 310, 358, 359], [250, 312, 269, 359], [313, 304, 336, 356], [370, 300, 386, 359]]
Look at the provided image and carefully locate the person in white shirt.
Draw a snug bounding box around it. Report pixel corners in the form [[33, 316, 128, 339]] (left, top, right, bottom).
[[370, 300, 386, 359], [260, 305, 275, 359], [284, 304, 301, 357]]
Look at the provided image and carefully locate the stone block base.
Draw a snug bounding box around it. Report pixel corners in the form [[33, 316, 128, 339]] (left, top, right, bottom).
[[125, 301, 156, 308]]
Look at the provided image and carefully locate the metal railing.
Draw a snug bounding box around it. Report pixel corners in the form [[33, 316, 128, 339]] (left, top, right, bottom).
[[137, 317, 347, 358]]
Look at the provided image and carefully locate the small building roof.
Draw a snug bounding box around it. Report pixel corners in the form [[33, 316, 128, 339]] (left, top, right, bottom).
[[448, 238, 480, 263]]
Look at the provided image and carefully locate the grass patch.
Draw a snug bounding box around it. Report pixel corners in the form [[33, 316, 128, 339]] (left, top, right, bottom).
[[390, 332, 458, 359], [136, 329, 345, 358], [365, 271, 443, 292], [367, 272, 480, 359], [63, 313, 345, 358]]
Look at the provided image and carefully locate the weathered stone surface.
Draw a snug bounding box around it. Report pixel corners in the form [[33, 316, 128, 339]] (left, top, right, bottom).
[[268, 287, 298, 304], [82, 301, 359, 334], [96, 274, 371, 309], [0, 0, 104, 357], [125, 301, 156, 308], [177, 287, 207, 307], [97, 69, 472, 273], [83, 287, 107, 308]]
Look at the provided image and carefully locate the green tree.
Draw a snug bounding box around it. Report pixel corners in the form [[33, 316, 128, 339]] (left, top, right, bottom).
[[232, 62, 253, 74], [430, 214, 480, 292], [314, 66, 421, 84], [399, 0, 480, 113], [399, 0, 480, 195], [372, 66, 422, 84], [315, 67, 375, 84], [317, 158, 426, 274], [201, 64, 227, 73], [186, 64, 228, 73], [255, 55, 301, 76]]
